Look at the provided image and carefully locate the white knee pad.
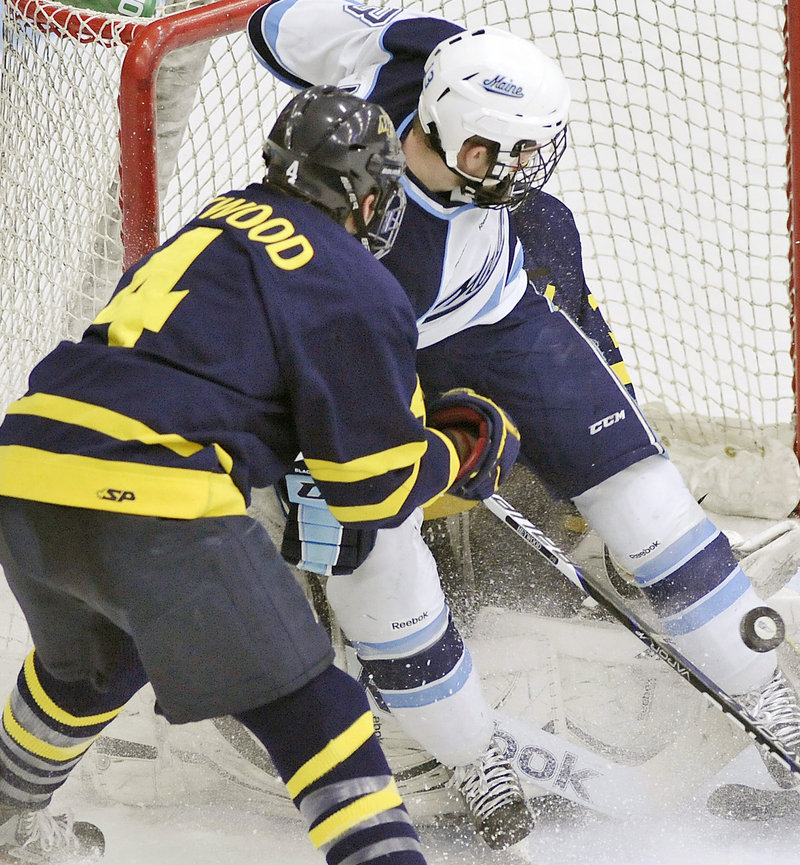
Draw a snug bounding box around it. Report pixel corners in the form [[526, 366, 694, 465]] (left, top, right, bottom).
[[574, 455, 775, 694], [325, 509, 447, 649], [326, 509, 494, 765], [573, 455, 705, 571]]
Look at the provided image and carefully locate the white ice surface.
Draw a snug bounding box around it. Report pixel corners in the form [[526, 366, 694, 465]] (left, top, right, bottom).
[[55, 743, 798, 865]]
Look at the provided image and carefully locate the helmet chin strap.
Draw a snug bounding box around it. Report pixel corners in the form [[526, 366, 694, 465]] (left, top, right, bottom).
[[340, 174, 371, 250]]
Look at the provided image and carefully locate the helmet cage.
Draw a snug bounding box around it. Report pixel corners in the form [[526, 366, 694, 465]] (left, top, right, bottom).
[[338, 165, 407, 259], [367, 179, 407, 259], [469, 127, 568, 209]]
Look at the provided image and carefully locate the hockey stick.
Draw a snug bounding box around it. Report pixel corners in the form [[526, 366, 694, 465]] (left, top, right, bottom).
[[483, 492, 800, 776]]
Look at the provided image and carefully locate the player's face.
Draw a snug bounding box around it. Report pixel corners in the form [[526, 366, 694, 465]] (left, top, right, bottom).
[[456, 141, 537, 183]]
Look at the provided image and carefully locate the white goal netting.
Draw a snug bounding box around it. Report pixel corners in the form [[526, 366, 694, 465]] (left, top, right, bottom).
[[1, 0, 797, 439]]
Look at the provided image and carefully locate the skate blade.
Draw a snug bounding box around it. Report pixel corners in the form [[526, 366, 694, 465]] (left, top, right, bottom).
[[706, 783, 800, 820]]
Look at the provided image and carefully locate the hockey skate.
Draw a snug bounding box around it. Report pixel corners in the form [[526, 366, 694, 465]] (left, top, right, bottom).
[[446, 738, 534, 850], [737, 666, 800, 788], [707, 666, 800, 820], [0, 804, 104, 863]]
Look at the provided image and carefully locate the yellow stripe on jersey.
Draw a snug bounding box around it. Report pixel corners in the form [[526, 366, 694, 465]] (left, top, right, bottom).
[[0, 446, 246, 519], [303, 379, 431, 483], [286, 711, 374, 799], [325, 461, 422, 523], [587, 292, 599, 310], [305, 439, 428, 484], [410, 379, 426, 420], [23, 652, 123, 727], [305, 377, 458, 521], [308, 779, 403, 848], [6, 394, 234, 469], [2, 701, 100, 762], [310, 433, 458, 523], [304, 379, 459, 522], [611, 360, 632, 386]]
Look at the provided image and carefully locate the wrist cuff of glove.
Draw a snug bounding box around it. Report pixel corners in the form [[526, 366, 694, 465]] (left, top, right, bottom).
[[429, 405, 489, 482]]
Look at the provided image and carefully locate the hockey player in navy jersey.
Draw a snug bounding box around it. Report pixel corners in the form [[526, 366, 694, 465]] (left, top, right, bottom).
[[0, 86, 521, 864], [247, 0, 800, 847]]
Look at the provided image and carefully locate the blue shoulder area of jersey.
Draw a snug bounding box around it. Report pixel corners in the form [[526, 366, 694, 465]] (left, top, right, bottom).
[[369, 17, 463, 131]]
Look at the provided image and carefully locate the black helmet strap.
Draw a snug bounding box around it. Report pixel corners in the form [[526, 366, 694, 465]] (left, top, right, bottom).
[[339, 174, 371, 250]]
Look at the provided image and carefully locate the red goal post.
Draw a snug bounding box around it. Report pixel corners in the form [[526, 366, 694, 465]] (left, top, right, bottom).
[[787, 0, 800, 461], [115, 0, 269, 267]]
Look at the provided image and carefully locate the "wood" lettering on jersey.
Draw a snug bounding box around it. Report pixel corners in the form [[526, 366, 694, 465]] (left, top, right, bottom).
[[199, 197, 314, 271]]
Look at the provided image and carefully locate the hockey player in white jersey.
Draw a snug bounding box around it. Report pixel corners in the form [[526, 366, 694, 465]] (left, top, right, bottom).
[[248, 0, 800, 844]]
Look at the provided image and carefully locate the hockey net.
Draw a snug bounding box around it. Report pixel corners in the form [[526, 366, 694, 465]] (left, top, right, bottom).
[[2, 0, 799, 480], [2, 0, 800, 819]]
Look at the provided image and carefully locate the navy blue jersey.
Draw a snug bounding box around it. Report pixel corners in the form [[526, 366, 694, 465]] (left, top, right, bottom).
[[0, 184, 458, 523]]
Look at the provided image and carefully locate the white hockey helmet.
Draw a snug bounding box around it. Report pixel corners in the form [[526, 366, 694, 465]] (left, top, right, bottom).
[[418, 27, 570, 208]]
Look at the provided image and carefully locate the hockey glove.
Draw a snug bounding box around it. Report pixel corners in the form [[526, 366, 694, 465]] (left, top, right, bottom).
[[280, 460, 377, 576], [427, 388, 521, 501]]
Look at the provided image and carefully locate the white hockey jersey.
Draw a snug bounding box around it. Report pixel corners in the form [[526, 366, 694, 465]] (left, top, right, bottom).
[[249, 0, 528, 348]]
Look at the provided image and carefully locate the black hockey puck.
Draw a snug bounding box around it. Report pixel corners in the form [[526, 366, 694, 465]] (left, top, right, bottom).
[[739, 606, 786, 652]]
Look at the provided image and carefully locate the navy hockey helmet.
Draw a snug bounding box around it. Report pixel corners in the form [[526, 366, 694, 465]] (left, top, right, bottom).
[[263, 85, 406, 258]]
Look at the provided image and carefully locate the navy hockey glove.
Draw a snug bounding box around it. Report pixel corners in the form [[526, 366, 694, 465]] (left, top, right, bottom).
[[280, 460, 377, 576], [428, 388, 521, 501]]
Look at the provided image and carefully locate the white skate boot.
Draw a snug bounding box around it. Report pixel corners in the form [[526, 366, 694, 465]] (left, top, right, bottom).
[[707, 666, 800, 820], [0, 803, 104, 863], [738, 666, 800, 788], [446, 738, 534, 849]]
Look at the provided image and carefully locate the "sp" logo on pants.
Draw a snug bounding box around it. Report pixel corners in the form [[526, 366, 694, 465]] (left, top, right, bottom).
[[97, 488, 137, 503]]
